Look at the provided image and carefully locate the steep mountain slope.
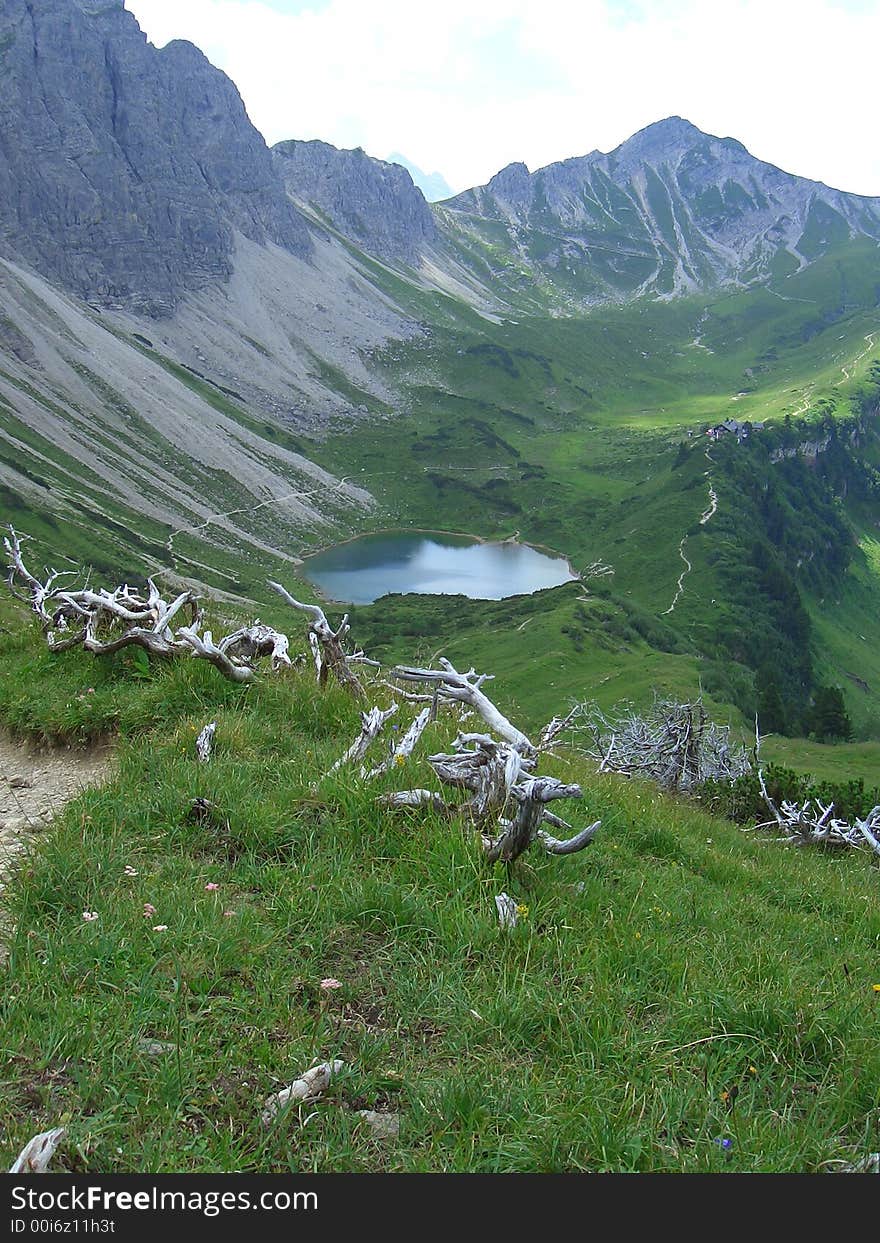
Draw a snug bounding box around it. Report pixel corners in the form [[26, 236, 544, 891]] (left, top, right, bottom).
[[0, 0, 311, 316], [0, 0, 424, 581], [439, 117, 880, 306], [274, 140, 436, 265]]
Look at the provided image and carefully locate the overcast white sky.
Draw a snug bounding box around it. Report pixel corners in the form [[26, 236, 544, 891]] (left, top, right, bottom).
[[124, 0, 880, 196]]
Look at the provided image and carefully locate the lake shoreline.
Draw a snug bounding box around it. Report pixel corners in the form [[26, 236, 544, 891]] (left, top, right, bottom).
[[299, 526, 578, 570], [299, 524, 581, 606]]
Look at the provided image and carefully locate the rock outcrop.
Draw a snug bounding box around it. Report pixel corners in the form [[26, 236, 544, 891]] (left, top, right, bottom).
[[273, 139, 436, 266], [0, 0, 311, 316]]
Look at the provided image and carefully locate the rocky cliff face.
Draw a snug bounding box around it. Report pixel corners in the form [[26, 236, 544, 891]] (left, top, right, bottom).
[[273, 139, 436, 266], [442, 117, 880, 303], [0, 0, 311, 316]]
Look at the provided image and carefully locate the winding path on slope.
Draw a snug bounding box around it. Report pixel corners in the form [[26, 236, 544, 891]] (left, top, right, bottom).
[[662, 536, 694, 616], [662, 445, 718, 616], [164, 475, 364, 575], [840, 331, 877, 384]]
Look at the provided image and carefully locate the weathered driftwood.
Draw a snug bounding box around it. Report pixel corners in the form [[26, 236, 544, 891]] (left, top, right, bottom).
[[391, 658, 534, 752], [268, 581, 365, 699], [751, 726, 880, 855], [4, 526, 282, 683], [219, 622, 291, 671], [176, 625, 256, 683], [482, 776, 586, 863], [261, 1060, 345, 1125], [378, 789, 450, 813], [387, 730, 600, 864], [364, 707, 432, 780], [326, 703, 398, 776], [196, 722, 216, 763], [495, 892, 519, 928], [569, 696, 750, 792], [756, 764, 880, 855], [9, 1127, 66, 1173]]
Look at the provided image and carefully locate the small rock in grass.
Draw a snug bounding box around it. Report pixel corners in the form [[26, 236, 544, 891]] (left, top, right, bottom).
[[137, 1039, 177, 1057], [357, 1110, 400, 1141]]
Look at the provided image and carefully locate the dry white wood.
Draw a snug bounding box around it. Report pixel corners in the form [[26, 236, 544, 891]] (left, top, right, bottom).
[[308, 631, 323, 681], [365, 707, 432, 780], [268, 581, 365, 698], [347, 649, 381, 668], [495, 893, 519, 928], [5, 528, 359, 689], [484, 776, 584, 863], [387, 723, 599, 863], [82, 612, 184, 659], [570, 696, 749, 791], [855, 807, 880, 857], [5, 527, 77, 619], [537, 706, 581, 753], [261, 1060, 345, 1124], [218, 622, 291, 670], [537, 819, 602, 855], [9, 1127, 66, 1173], [326, 704, 399, 776], [176, 626, 256, 683], [196, 721, 216, 763], [391, 658, 533, 752], [755, 727, 880, 854], [378, 789, 450, 812]]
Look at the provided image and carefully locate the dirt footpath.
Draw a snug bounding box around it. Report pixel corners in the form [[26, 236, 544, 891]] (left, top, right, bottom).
[[0, 730, 113, 900]]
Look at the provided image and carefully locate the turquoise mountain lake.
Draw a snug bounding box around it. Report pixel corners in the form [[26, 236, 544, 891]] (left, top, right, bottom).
[[302, 532, 577, 605]]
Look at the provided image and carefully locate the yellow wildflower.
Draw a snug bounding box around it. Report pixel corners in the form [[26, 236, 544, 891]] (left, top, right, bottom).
[[515, 903, 529, 917]]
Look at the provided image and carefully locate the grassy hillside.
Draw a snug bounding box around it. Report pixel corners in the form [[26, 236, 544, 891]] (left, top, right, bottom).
[[1, 597, 879, 1173]]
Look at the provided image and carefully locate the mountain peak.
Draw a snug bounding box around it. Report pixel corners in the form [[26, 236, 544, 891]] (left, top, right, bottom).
[[613, 116, 707, 158], [486, 161, 531, 200]]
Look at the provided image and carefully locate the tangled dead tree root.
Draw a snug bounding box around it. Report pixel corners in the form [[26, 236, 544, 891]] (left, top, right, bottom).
[[3, 527, 371, 689], [754, 731, 880, 856], [568, 695, 750, 792], [321, 658, 602, 865]]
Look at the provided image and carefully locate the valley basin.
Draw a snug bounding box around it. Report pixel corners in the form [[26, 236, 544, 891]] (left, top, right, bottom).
[[302, 531, 577, 605]]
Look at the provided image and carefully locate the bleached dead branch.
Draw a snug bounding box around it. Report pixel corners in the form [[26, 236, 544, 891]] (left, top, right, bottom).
[[495, 892, 519, 928], [196, 722, 216, 763], [390, 658, 533, 752], [9, 1127, 66, 1173], [387, 728, 600, 865], [268, 581, 365, 699], [378, 789, 450, 813], [218, 622, 291, 671], [365, 707, 432, 780], [261, 1060, 345, 1125], [566, 696, 750, 792], [326, 703, 398, 776], [752, 728, 880, 855], [755, 738, 880, 855], [3, 526, 305, 683]]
